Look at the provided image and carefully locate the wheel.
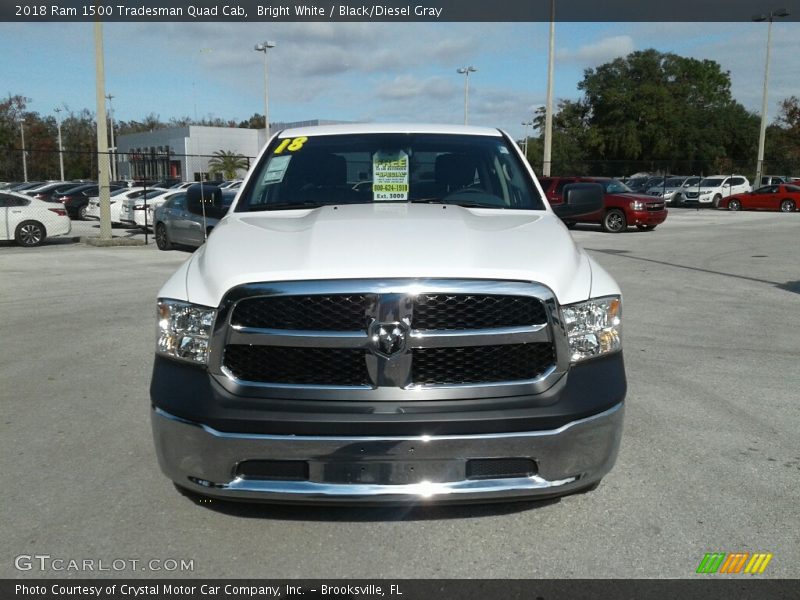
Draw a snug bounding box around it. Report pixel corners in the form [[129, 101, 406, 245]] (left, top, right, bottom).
[[15, 220, 46, 247], [780, 199, 795, 212], [155, 223, 173, 250], [78, 205, 88, 220], [636, 224, 656, 231], [712, 194, 722, 208], [728, 199, 741, 211], [602, 209, 627, 233]]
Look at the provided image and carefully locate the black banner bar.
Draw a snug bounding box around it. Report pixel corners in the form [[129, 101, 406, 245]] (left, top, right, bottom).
[[3, 580, 799, 600], [3, 0, 800, 22]]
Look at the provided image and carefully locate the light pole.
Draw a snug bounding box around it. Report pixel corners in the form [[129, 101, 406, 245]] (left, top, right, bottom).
[[521, 120, 534, 160], [54, 107, 65, 181], [17, 117, 28, 182], [456, 66, 477, 125], [542, 0, 556, 177], [94, 21, 112, 240], [254, 41, 276, 138], [106, 93, 116, 181], [752, 7, 790, 188]]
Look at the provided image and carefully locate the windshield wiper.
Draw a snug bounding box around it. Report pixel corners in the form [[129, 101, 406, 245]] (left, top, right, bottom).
[[381, 198, 509, 209], [260, 202, 325, 211]]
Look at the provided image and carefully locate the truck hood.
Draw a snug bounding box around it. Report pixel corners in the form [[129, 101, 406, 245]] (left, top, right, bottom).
[[176, 203, 594, 307]]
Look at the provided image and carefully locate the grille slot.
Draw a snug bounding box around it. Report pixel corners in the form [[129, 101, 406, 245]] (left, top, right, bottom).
[[231, 295, 367, 330], [224, 345, 369, 386], [466, 458, 538, 480], [412, 294, 547, 330], [412, 343, 555, 385], [236, 460, 309, 481]]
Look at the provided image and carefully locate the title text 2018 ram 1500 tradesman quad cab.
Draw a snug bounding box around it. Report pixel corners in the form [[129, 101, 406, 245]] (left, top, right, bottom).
[[150, 124, 626, 504]]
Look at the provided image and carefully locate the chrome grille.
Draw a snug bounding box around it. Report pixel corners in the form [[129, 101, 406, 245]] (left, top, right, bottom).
[[412, 344, 556, 385], [232, 295, 368, 330], [224, 345, 369, 386], [211, 280, 568, 401], [412, 294, 546, 330]]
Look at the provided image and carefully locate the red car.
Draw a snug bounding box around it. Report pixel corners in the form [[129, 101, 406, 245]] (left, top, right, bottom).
[[539, 176, 668, 232], [718, 184, 800, 212]]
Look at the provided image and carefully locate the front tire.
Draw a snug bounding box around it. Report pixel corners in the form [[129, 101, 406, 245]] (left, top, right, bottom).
[[728, 199, 741, 211], [713, 194, 722, 208], [78, 205, 88, 220], [155, 223, 172, 250], [780, 199, 795, 212], [602, 209, 627, 233], [15, 220, 46, 247]]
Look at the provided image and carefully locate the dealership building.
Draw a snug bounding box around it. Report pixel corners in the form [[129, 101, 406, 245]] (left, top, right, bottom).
[[114, 120, 351, 182]]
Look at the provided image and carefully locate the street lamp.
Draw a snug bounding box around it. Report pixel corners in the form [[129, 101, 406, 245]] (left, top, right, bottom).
[[54, 107, 65, 181], [521, 119, 535, 159], [106, 93, 116, 181], [254, 41, 276, 138], [456, 66, 477, 125], [752, 7, 790, 188], [17, 117, 28, 182], [543, 0, 556, 177]]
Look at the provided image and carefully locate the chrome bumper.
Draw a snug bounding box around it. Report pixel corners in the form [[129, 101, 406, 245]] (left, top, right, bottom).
[[152, 403, 624, 504]]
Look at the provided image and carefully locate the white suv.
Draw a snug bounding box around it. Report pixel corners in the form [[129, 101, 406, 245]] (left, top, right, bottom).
[[676, 175, 751, 207]]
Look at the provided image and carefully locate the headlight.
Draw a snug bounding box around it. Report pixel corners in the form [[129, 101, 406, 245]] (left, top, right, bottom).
[[157, 299, 216, 364], [630, 200, 645, 210], [561, 296, 622, 363]]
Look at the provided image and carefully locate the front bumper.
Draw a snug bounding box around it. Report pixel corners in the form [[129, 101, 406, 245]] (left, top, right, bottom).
[[151, 402, 624, 504], [630, 209, 667, 226]]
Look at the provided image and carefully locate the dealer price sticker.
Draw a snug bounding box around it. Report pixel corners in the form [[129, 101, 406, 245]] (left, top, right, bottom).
[[372, 150, 409, 201]]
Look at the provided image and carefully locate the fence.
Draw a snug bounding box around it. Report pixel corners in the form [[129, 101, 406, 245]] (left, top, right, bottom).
[[3, 147, 799, 186], [0, 148, 257, 184], [538, 158, 800, 182]]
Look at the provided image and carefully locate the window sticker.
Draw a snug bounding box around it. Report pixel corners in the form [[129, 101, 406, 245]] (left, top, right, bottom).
[[262, 155, 291, 184], [372, 150, 409, 201]]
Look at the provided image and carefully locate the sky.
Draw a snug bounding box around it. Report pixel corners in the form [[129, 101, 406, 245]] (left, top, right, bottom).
[[1, 20, 798, 140]]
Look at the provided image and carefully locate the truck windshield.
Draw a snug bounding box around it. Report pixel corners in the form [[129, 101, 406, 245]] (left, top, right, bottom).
[[237, 133, 545, 212]]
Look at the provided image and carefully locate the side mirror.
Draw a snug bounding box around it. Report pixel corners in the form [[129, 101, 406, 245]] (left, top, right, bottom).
[[552, 183, 604, 219], [186, 183, 227, 219]]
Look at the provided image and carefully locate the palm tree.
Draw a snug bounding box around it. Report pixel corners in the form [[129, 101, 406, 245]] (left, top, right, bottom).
[[207, 150, 248, 180]]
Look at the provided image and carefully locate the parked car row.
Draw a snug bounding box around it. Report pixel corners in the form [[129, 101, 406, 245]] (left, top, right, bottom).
[[718, 184, 800, 212], [0, 190, 71, 247], [154, 187, 236, 250], [540, 176, 668, 232]]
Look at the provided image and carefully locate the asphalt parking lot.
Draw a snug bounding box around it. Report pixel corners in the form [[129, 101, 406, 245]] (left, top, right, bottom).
[[1, 208, 798, 579]]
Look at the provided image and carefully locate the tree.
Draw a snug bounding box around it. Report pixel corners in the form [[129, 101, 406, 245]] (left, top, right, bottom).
[[207, 150, 248, 179], [555, 49, 759, 175], [765, 96, 800, 175], [532, 100, 596, 175], [238, 114, 266, 129]]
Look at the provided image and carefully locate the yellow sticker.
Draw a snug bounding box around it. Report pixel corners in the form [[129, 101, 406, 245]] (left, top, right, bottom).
[[274, 136, 308, 154]]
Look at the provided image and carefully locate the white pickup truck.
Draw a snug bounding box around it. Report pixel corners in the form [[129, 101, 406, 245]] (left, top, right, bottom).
[[150, 124, 625, 504]]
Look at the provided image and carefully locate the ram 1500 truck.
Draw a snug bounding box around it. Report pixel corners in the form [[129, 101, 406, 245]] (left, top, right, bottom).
[[150, 124, 626, 503]]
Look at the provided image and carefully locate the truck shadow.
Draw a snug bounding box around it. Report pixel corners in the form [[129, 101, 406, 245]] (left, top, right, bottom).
[[587, 248, 800, 296]]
